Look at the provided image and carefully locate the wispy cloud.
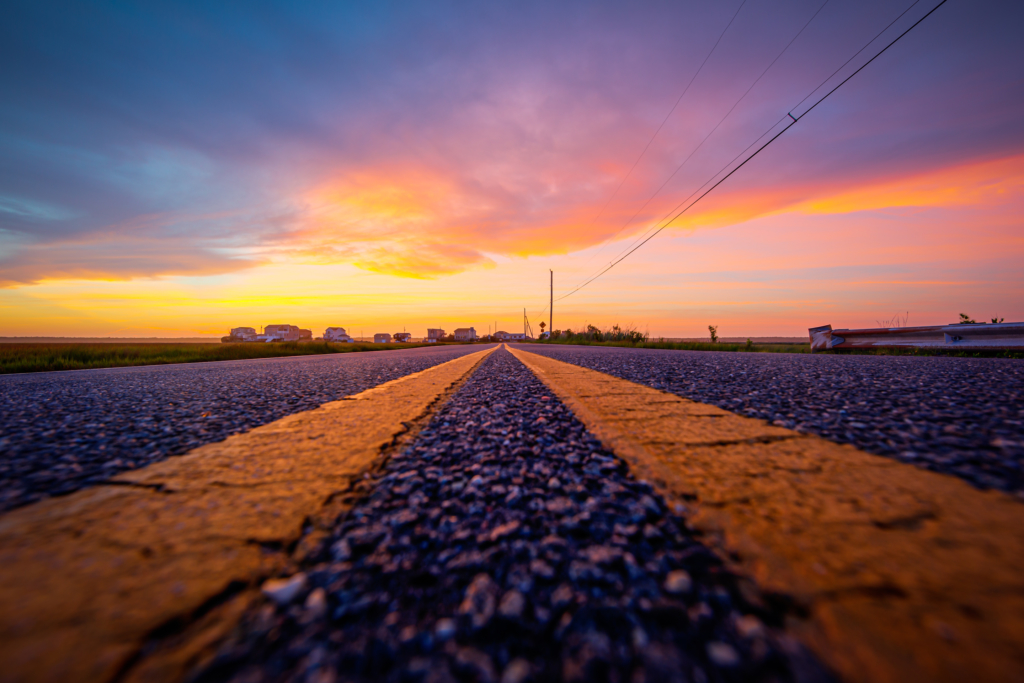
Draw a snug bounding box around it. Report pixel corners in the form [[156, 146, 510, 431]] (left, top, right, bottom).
[[0, 237, 257, 288]]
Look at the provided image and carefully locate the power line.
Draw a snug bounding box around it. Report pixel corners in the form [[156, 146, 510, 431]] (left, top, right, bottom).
[[603, 0, 926, 268], [790, 0, 924, 114], [554, 0, 947, 304], [576, 0, 830, 285], [606, 115, 788, 266], [577, 0, 749, 267], [537, 0, 922, 319], [627, 0, 925, 258]]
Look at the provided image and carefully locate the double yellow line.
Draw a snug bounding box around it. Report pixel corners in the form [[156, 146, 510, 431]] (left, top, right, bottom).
[[1, 344, 1021, 682]]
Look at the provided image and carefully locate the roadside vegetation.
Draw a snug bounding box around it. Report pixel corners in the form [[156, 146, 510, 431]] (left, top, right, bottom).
[[533, 323, 1023, 358], [0, 341, 454, 374], [535, 324, 807, 354]]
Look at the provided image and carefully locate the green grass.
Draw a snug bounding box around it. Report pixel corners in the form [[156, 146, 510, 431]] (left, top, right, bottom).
[[0, 341, 460, 374], [530, 337, 1024, 359]]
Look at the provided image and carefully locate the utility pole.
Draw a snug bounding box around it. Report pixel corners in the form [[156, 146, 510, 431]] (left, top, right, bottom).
[[549, 270, 553, 340]]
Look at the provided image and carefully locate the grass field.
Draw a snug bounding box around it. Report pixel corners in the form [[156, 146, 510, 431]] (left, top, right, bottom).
[[0, 341, 458, 374]]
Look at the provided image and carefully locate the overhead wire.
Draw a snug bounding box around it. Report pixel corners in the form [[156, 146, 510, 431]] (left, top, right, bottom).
[[632, 0, 925, 254], [553, 0, 946, 304], [610, 0, 926, 267], [579, 0, 831, 282], [575, 0, 749, 270]]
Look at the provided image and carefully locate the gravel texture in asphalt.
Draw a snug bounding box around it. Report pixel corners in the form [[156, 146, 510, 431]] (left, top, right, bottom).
[[513, 345, 1024, 499], [0, 345, 490, 512], [196, 348, 832, 683]]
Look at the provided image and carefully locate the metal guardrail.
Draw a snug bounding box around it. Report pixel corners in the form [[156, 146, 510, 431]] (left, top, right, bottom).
[[809, 322, 1024, 352]]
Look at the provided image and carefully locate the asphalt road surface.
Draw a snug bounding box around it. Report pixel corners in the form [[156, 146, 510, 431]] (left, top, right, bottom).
[[0, 345, 493, 512], [4, 344, 1019, 680], [513, 344, 1024, 499], [196, 347, 831, 683]]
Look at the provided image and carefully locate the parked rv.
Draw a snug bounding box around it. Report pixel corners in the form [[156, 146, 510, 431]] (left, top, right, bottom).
[[222, 324, 311, 342], [325, 327, 354, 342], [227, 327, 257, 342]]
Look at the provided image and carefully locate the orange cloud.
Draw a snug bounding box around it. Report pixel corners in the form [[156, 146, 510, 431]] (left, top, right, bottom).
[[660, 153, 1024, 232], [794, 154, 1024, 214], [280, 166, 604, 277], [261, 152, 1024, 280], [279, 168, 498, 278]]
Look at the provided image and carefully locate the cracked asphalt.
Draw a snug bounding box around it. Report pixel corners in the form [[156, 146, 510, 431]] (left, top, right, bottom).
[[4, 344, 1019, 681], [196, 348, 832, 683], [0, 345, 492, 512], [512, 344, 1024, 499]]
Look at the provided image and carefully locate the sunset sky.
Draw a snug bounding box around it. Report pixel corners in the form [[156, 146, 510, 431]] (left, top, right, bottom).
[[1, 0, 1022, 338]]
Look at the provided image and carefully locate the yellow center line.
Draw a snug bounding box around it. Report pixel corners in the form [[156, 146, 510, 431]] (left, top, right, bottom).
[[0, 346, 498, 683], [508, 345, 1024, 683]]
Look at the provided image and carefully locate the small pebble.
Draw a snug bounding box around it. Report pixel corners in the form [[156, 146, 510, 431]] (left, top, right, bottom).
[[456, 647, 496, 683], [735, 614, 764, 639], [707, 641, 740, 667], [498, 590, 525, 619], [304, 587, 327, 618], [663, 569, 692, 595], [261, 573, 307, 605], [460, 574, 497, 628], [530, 559, 555, 579], [434, 617, 457, 640], [501, 658, 531, 683]]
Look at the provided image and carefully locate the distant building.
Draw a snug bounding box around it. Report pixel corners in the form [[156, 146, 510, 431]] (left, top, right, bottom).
[[325, 327, 353, 342], [426, 328, 446, 341], [374, 333, 392, 343], [228, 327, 257, 342], [261, 324, 302, 342], [495, 331, 526, 342], [453, 327, 477, 342], [298, 329, 312, 341], [393, 332, 412, 342]]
